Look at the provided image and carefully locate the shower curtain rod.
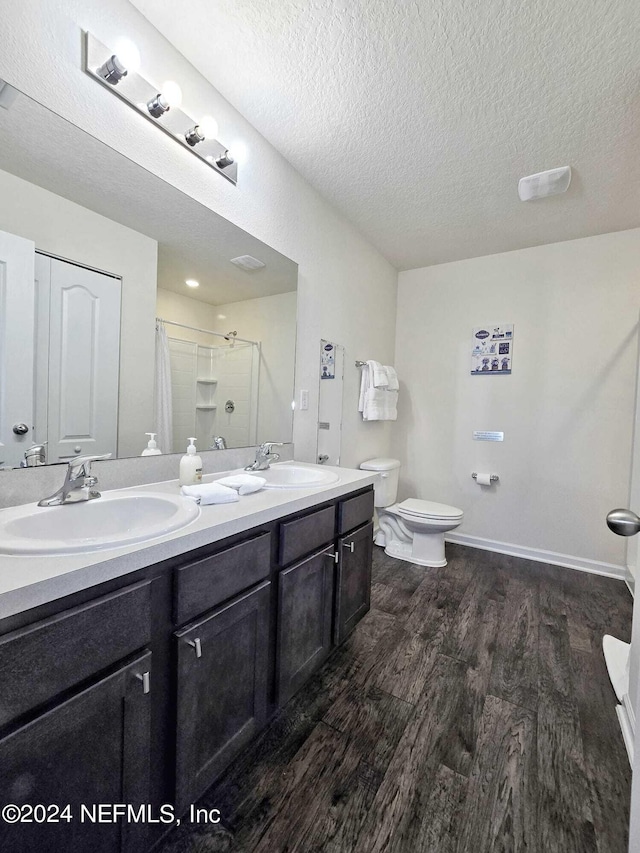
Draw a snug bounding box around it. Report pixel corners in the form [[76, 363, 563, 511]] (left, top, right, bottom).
[[156, 317, 258, 346]]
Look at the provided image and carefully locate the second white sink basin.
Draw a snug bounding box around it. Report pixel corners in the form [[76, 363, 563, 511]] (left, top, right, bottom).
[[259, 464, 340, 490], [0, 491, 200, 556]]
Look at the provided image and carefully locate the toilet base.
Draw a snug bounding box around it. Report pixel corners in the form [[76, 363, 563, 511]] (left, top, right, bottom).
[[383, 530, 448, 568]]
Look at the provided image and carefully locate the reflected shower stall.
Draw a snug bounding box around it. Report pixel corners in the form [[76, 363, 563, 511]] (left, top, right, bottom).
[[158, 319, 260, 452]]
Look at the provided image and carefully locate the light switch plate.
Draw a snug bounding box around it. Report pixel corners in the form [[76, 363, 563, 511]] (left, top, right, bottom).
[[300, 390, 309, 411]]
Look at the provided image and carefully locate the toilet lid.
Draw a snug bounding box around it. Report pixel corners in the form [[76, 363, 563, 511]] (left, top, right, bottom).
[[397, 498, 463, 520]]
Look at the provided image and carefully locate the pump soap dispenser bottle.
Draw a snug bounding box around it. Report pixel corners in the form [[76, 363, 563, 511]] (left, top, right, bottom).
[[179, 437, 203, 486], [142, 432, 162, 456]]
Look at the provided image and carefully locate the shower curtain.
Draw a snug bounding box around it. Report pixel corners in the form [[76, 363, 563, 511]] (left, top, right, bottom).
[[155, 322, 174, 454]]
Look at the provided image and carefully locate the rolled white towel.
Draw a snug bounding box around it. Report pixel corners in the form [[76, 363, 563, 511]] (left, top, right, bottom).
[[358, 363, 370, 412], [216, 474, 266, 495], [368, 360, 388, 388], [181, 483, 239, 505], [384, 366, 399, 390]]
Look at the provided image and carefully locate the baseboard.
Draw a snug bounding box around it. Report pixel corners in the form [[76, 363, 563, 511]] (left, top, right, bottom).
[[445, 532, 627, 580], [618, 692, 636, 767], [616, 705, 634, 766], [625, 564, 635, 598]]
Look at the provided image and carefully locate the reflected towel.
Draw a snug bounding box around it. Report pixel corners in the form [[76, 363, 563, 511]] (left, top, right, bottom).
[[216, 474, 266, 495], [368, 360, 388, 388], [384, 366, 399, 390], [181, 483, 239, 505]]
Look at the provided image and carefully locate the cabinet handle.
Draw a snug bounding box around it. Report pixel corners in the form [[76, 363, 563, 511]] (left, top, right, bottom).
[[325, 548, 339, 564], [187, 637, 202, 658], [342, 541, 355, 553], [136, 672, 151, 694]]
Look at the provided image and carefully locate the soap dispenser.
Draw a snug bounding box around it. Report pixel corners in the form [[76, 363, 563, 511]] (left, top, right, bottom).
[[141, 432, 162, 456], [179, 437, 203, 486]]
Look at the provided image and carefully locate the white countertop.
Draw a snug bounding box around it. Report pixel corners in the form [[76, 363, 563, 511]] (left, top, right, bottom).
[[0, 463, 376, 620]]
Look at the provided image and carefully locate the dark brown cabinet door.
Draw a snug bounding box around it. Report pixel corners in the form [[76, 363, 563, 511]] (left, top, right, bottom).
[[174, 581, 271, 812], [335, 521, 373, 644], [0, 651, 152, 853], [276, 546, 335, 705]]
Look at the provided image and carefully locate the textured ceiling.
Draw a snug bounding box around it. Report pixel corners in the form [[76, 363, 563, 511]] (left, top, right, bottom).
[[130, 0, 640, 270], [0, 89, 297, 305]]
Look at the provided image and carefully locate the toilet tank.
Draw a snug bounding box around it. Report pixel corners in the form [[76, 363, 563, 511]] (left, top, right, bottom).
[[360, 458, 401, 507]]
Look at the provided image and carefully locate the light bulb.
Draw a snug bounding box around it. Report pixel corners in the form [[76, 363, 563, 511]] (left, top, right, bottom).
[[197, 115, 218, 140], [161, 80, 182, 108], [113, 38, 141, 74], [229, 141, 248, 165], [185, 279, 200, 288]]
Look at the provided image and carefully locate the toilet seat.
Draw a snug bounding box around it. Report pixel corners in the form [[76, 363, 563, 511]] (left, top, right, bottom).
[[396, 498, 463, 521]]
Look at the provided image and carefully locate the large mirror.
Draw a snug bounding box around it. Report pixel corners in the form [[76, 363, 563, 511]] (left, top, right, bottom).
[[0, 86, 297, 469]]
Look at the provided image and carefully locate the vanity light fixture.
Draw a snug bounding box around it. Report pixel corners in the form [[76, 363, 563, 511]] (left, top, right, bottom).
[[147, 80, 182, 118], [84, 31, 238, 185], [96, 38, 141, 85], [216, 150, 234, 169], [185, 279, 200, 288], [185, 115, 218, 146]]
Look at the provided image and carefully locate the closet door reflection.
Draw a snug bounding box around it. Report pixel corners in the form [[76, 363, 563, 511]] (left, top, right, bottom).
[[316, 340, 344, 465]]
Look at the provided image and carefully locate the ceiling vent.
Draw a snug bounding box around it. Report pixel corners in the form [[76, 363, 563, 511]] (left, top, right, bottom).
[[518, 166, 572, 201], [230, 255, 266, 272]]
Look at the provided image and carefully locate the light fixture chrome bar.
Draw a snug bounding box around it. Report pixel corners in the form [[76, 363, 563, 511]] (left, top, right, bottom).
[[156, 318, 257, 346], [84, 31, 238, 185]]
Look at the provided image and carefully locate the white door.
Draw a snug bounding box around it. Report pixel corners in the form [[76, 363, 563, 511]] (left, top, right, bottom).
[[37, 255, 122, 462], [0, 229, 35, 467]]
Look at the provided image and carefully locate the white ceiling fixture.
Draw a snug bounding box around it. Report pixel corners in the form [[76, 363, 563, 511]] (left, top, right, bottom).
[[185, 279, 200, 288], [230, 255, 266, 272], [518, 166, 572, 201], [130, 0, 640, 270]]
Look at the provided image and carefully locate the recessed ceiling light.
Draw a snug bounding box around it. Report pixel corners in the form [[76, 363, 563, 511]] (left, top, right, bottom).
[[217, 314, 226, 319], [185, 279, 199, 288]]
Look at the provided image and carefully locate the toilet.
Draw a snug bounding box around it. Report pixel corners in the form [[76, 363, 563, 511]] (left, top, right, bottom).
[[360, 458, 463, 568]]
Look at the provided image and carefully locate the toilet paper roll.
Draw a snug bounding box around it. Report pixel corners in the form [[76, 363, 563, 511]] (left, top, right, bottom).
[[475, 472, 492, 486]]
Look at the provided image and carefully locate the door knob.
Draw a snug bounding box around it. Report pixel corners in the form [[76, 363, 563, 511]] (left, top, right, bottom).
[[12, 423, 29, 435], [606, 508, 640, 537]]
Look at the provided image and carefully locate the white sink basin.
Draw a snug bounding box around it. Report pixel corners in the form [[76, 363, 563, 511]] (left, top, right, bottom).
[[259, 464, 340, 490], [0, 491, 200, 555]]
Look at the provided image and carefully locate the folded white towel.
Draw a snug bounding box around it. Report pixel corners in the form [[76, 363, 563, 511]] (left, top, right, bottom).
[[385, 389, 398, 420], [384, 366, 399, 391], [216, 474, 266, 495], [181, 483, 239, 505], [368, 360, 388, 388], [358, 364, 370, 413]]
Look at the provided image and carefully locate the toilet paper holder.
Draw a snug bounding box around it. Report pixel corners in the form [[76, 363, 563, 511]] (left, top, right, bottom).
[[472, 472, 499, 482]]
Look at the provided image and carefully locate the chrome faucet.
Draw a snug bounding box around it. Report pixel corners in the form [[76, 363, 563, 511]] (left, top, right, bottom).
[[37, 454, 111, 507], [211, 436, 227, 450], [245, 442, 283, 471]]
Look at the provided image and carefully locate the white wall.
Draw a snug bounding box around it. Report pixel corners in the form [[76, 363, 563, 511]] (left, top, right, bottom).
[[0, 0, 397, 469], [0, 168, 158, 458], [395, 228, 640, 573]]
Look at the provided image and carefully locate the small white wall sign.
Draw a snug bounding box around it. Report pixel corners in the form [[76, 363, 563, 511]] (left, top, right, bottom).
[[471, 324, 513, 374], [473, 431, 504, 442]]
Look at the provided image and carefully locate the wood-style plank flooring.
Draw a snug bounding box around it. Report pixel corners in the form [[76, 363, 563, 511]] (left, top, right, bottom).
[[159, 544, 633, 853]]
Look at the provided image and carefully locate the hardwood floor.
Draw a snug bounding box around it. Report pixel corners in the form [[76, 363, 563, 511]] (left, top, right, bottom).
[[159, 544, 633, 853]]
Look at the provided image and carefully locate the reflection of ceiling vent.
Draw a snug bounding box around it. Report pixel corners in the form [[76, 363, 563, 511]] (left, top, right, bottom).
[[0, 80, 19, 111], [230, 255, 266, 272]]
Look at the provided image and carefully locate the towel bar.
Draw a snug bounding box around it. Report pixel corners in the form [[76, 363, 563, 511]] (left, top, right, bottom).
[[355, 360, 366, 368], [471, 473, 499, 482]]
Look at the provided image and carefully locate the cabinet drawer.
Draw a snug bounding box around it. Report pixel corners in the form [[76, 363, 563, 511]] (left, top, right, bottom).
[[174, 532, 271, 625], [0, 580, 151, 727], [338, 489, 375, 535], [278, 505, 335, 566]]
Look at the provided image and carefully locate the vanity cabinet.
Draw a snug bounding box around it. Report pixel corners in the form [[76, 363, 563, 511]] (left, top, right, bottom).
[[0, 651, 152, 853], [335, 522, 373, 644], [276, 546, 336, 704], [174, 580, 271, 811], [0, 483, 374, 852]]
